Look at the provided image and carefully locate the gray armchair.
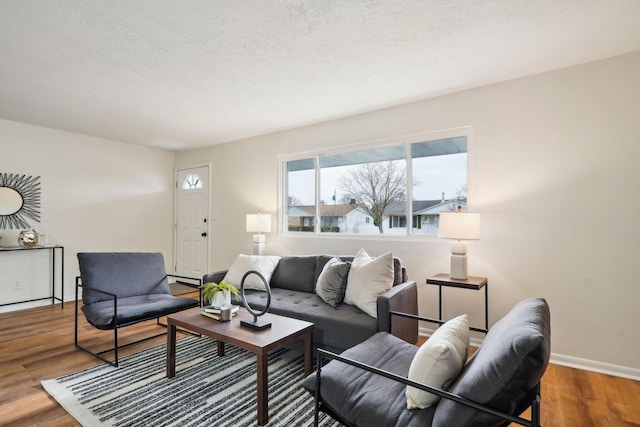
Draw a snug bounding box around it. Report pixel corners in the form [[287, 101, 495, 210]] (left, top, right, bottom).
[[303, 298, 550, 427], [75, 252, 201, 367]]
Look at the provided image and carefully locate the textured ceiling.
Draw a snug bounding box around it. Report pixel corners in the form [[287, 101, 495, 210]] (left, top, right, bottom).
[[1, 1, 639, 151]]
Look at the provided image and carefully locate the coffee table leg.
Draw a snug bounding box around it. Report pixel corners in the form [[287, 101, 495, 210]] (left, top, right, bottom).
[[166, 322, 177, 378], [217, 340, 225, 356], [304, 330, 313, 376], [257, 351, 268, 426]]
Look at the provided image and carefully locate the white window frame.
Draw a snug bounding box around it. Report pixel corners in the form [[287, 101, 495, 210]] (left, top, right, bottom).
[[278, 126, 473, 239]]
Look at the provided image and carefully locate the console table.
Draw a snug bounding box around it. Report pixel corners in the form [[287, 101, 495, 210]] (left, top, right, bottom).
[[0, 245, 64, 308]]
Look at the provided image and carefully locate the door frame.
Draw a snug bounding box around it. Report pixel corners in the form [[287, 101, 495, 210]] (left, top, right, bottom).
[[174, 163, 212, 277]]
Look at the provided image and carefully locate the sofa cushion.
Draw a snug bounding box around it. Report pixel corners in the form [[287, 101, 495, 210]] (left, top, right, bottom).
[[433, 298, 551, 425], [223, 254, 281, 291], [78, 252, 171, 305], [270, 256, 317, 292], [302, 332, 435, 427], [406, 314, 469, 409], [315, 257, 351, 307], [236, 288, 377, 351], [344, 249, 394, 318]]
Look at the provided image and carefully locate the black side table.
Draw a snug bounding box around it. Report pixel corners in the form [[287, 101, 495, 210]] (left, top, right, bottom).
[[426, 273, 488, 333]]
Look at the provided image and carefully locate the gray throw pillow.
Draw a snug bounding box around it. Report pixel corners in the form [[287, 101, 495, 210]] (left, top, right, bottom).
[[315, 258, 351, 308]]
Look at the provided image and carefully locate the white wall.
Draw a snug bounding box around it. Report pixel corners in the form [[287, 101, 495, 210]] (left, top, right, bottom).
[[176, 52, 640, 377], [0, 120, 176, 309]]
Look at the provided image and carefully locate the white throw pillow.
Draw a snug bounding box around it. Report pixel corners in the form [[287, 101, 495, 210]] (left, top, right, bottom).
[[343, 249, 394, 318], [406, 314, 470, 409], [222, 254, 281, 291]]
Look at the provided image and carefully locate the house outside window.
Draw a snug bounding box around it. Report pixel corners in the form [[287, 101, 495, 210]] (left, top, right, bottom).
[[389, 215, 407, 228], [281, 128, 469, 237]]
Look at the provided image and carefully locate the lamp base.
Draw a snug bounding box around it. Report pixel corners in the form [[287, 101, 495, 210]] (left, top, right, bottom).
[[450, 254, 468, 280], [241, 318, 272, 330], [252, 234, 265, 256]]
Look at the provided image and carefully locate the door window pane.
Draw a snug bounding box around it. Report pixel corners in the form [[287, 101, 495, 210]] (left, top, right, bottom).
[[182, 173, 203, 190]]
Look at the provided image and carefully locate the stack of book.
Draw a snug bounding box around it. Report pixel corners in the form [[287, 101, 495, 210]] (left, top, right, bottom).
[[200, 305, 240, 320]]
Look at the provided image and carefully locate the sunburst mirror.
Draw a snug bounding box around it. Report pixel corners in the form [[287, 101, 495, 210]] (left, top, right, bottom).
[[0, 173, 41, 229]]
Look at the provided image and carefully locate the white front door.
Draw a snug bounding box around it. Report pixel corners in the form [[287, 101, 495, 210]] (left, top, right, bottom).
[[175, 166, 209, 279]]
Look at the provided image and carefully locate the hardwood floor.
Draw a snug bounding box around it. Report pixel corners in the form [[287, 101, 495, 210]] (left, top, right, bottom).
[[1, 299, 639, 426]]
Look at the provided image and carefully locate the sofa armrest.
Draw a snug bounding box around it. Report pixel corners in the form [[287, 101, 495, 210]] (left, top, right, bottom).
[[203, 270, 228, 285], [376, 280, 418, 344]]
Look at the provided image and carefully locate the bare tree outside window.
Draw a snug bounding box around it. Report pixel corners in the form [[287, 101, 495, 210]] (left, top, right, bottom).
[[339, 161, 406, 234], [455, 184, 467, 201]]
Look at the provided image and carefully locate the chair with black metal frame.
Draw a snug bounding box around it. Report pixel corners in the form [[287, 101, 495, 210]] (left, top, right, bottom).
[[303, 297, 550, 427], [75, 252, 202, 367]]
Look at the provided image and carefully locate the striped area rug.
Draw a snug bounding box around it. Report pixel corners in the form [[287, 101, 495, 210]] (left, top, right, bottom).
[[42, 336, 341, 427]]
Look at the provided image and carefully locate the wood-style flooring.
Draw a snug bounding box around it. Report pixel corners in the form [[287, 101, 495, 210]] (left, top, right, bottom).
[[1, 296, 639, 426]]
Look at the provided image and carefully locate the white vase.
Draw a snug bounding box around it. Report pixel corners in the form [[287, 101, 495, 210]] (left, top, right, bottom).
[[211, 290, 231, 308]]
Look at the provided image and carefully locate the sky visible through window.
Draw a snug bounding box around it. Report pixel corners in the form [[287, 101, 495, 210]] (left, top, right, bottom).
[[288, 152, 466, 205]]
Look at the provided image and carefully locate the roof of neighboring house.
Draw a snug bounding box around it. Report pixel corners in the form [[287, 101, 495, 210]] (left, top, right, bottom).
[[414, 200, 467, 215], [384, 200, 442, 215], [290, 204, 360, 217], [383, 199, 468, 215]]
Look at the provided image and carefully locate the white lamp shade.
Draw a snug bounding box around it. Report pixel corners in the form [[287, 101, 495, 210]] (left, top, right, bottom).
[[439, 212, 480, 240], [246, 213, 272, 233]]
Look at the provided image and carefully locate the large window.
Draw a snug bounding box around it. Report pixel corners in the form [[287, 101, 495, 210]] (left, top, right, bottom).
[[282, 129, 469, 236]]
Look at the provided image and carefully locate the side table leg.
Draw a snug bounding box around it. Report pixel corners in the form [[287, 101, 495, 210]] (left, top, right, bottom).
[[438, 285, 443, 321], [256, 351, 268, 426], [485, 281, 489, 331], [166, 322, 177, 378]]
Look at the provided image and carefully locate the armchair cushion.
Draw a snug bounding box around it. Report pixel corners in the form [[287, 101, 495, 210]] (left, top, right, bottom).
[[81, 294, 199, 329], [303, 332, 435, 426], [78, 252, 171, 304], [433, 297, 551, 426]]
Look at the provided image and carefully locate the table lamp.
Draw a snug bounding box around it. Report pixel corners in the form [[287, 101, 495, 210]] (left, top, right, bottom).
[[439, 210, 480, 280], [246, 213, 271, 255]]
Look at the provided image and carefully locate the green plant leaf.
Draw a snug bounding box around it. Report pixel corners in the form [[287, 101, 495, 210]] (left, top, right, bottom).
[[200, 281, 240, 302]]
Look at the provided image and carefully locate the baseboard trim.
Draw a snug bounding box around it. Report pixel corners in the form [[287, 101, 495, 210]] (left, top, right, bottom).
[[418, 328, 640, 381], [550, 353, 640, 381]]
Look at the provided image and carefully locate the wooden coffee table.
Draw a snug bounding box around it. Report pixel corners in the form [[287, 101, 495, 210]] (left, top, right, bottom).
[[166, 308, 314, 426]]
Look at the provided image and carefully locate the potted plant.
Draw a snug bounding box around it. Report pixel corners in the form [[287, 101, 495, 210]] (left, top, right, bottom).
[[201, 281, 240, 308]]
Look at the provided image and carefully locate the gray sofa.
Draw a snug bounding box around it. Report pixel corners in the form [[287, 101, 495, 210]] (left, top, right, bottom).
[[203, 255, 418, 353]]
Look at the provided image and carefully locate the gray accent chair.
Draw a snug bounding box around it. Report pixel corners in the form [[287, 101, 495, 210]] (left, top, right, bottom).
[[303, 298, 550, 427], [75, 252, 201, 367]]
